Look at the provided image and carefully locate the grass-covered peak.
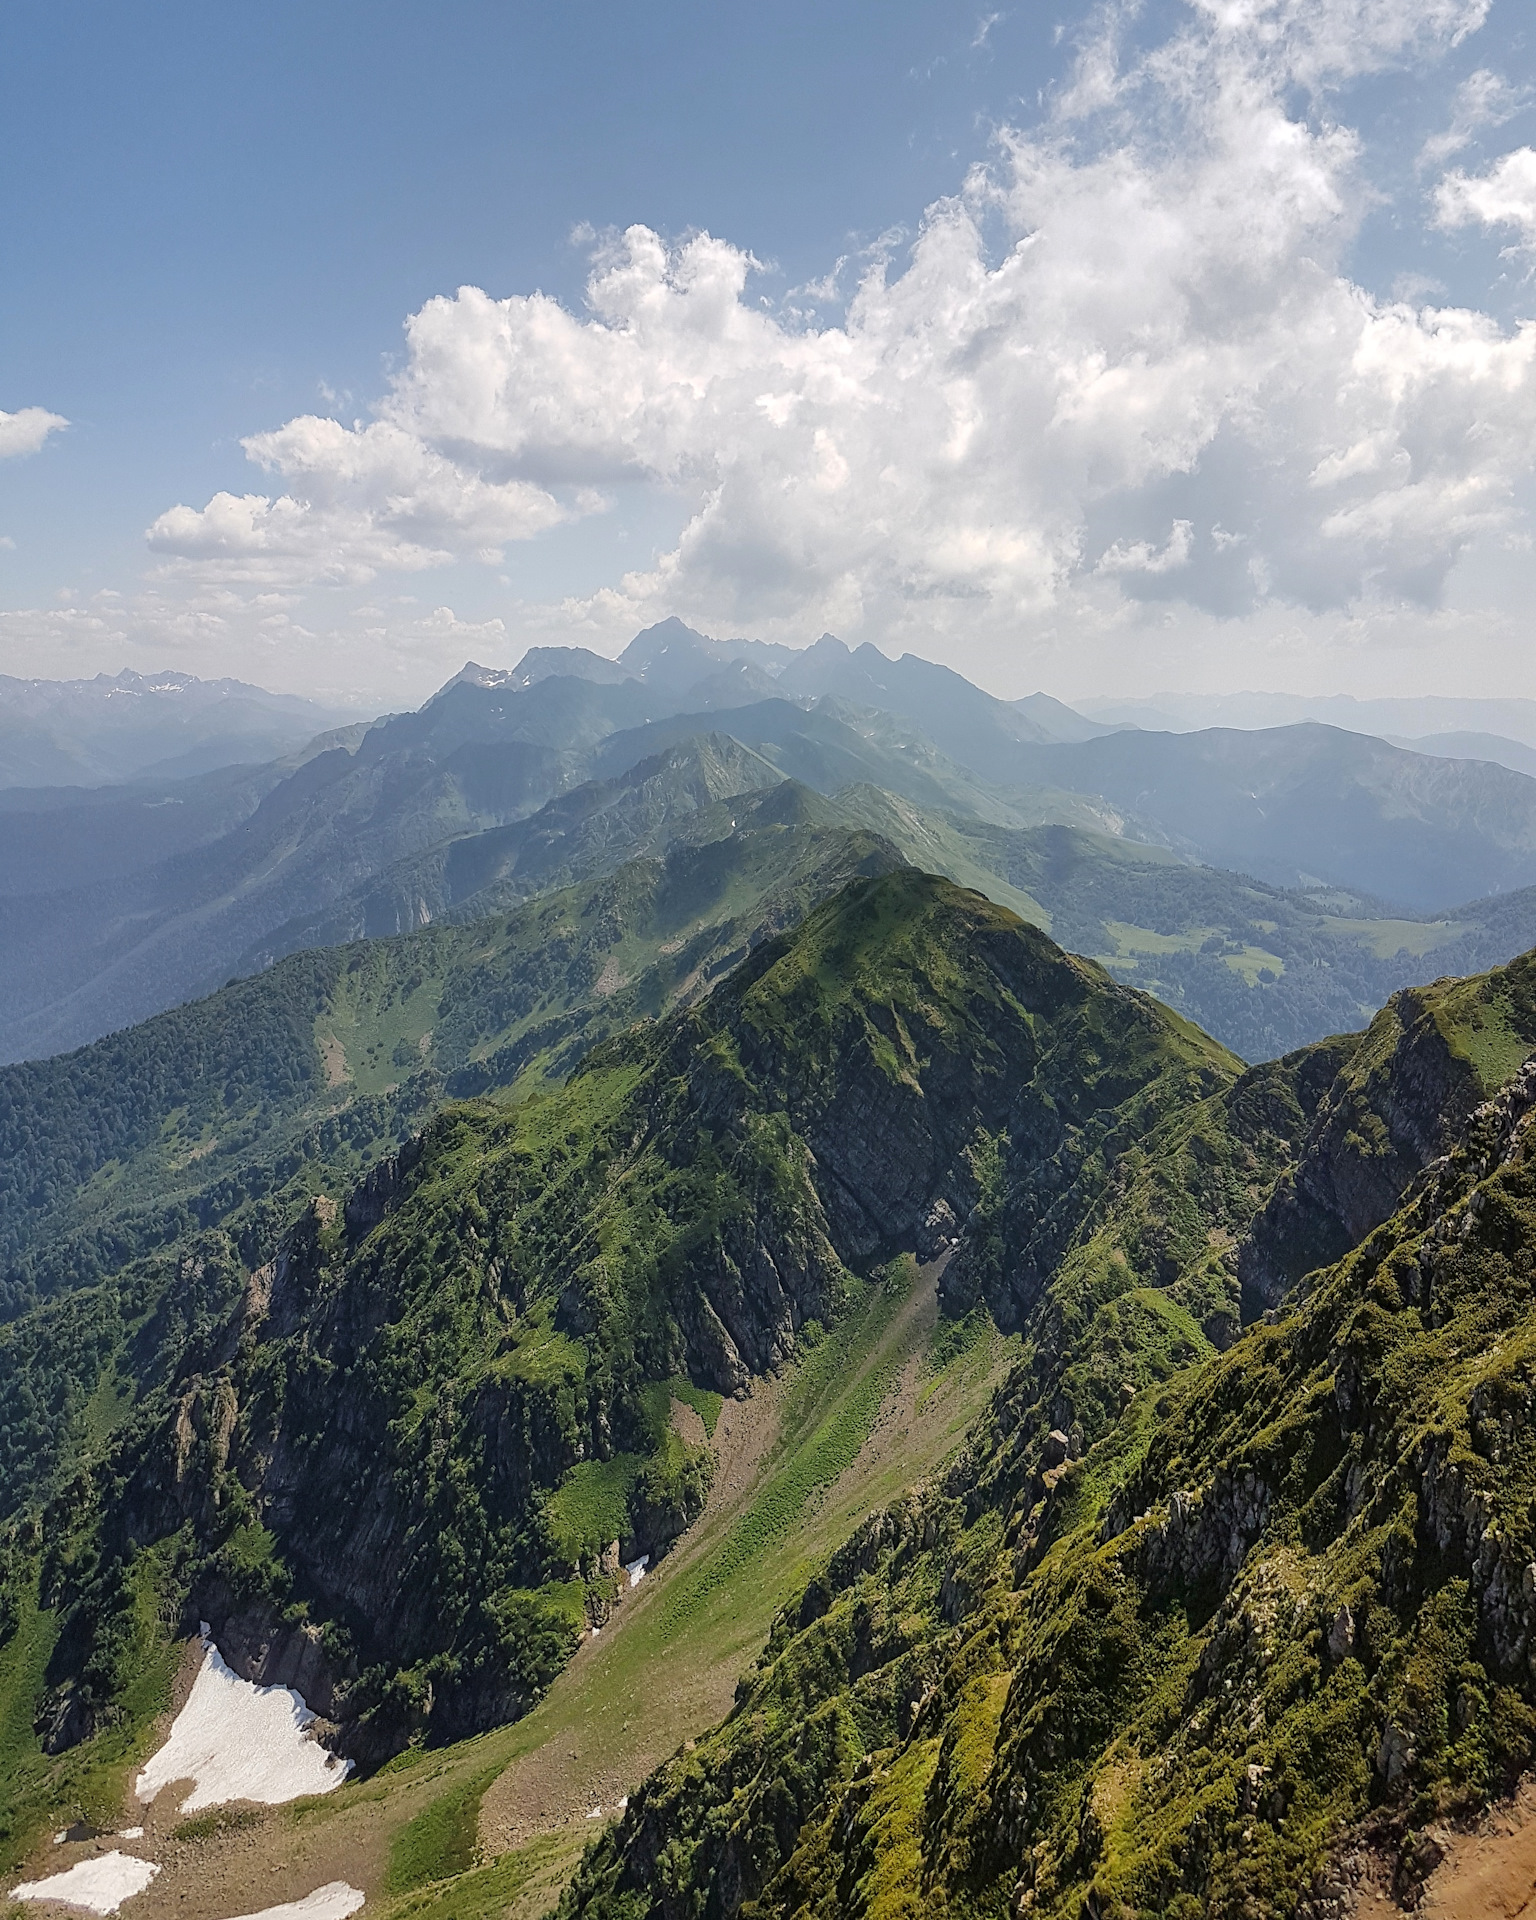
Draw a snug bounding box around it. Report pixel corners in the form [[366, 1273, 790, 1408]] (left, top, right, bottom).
[[1, 866, 1251, 1784]]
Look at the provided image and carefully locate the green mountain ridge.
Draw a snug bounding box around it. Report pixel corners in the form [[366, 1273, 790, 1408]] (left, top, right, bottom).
[[8, 761, 1536, 1341], [5, 856, 1536, 1914], [0, 799, 901, 1322], [0, 872, 1240, 1862], [556, 953, 1536, 1920], [12, 628, 1536, 1064]]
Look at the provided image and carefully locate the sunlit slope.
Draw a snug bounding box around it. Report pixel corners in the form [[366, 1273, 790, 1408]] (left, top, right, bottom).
[[830, 783, 1536, 1063], [561, 951, 1536, 1920], [0, 1248, 1009, 1920], [0, 872, 1236, 1846]]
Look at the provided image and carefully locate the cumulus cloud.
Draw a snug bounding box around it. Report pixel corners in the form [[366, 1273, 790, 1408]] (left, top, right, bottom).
[[0, 407, 68, 460], [146, 0, 1536, 644], [148, 417, 572, 586], [1435, 145, 1536, 252]]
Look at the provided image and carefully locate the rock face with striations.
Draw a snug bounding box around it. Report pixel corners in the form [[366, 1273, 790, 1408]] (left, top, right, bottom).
[[1238, 953, 1536, 1316]]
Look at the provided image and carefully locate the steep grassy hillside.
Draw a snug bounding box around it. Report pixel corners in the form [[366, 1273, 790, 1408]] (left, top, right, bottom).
[[239, 734, 790, 963], [559, 952, 1536, 1920], [7, 844, 1536, 1919], [0, 873, 1238, 1866], [826, 788, 1536, 1062], [0, 672, 671, 1062]]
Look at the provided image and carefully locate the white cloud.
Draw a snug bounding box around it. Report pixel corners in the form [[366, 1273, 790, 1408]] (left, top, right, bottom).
[[148, 417, 572, 586], [1434, 145, 1536, 251], [0, 407, 68, 460], [143, 0, 1536, 654], [1420, 67, 1530, 167], [1098, 521, 1196, 575]]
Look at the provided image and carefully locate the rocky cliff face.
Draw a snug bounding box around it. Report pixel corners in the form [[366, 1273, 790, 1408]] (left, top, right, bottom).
[[1239, 952, 1536, 1316]]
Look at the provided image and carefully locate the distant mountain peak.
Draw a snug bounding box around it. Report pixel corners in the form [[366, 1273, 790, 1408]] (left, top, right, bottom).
[[618, 616, 716, 675], [442, 659, 518, 691], [0, 667, 347, 791], [493, 648, 636, 693]]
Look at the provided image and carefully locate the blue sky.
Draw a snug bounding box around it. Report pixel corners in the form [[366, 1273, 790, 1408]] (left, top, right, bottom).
[[2, 0, 1535, 705], [0, 2, 1063, 597]]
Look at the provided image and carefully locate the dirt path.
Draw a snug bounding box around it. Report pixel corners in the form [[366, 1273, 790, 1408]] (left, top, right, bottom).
[[478, 1365, 791, 1854], [479, 1249, 1004, 1863], [1351, 1779, 1536, 1918]]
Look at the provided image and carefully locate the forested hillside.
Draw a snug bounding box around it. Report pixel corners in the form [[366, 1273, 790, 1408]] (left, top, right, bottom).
[[0, 873, 1237, 1849], [3, 854, 1536, 1914], [0, 796, 899, 1319]]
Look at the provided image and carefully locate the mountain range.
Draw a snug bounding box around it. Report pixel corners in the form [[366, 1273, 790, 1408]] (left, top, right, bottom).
[[11, 623, 1536, 1912], [4, 856, 1536, 1918], [8, 620, 1536, 1065], [1079, 687, 1536, 750], [0, 669, 351, 789]]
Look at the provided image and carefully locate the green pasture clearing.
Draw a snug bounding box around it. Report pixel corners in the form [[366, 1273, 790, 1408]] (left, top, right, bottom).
[[1327, 914, 1467, 959], [381, 1828, 589, 1920]]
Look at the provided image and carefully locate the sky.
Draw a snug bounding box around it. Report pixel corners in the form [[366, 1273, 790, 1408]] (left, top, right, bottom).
[[2, 0, 1535, 710]]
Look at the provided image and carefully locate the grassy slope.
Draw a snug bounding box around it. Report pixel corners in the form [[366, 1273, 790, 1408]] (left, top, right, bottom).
[[0, 869, 1232, 1910], [8, 766, 1535, 1339], [0, 1252, 1012, 1918], [474, 1254, 1013, 1855], [8, 798, 1536, 1920], [556, 952, 1536, 1920], [845, 792, 1536, 1066]]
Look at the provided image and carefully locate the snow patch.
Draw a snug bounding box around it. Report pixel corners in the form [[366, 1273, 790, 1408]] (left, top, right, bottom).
[[116, 1831, 143, 1842], [136, 1632, 351, 1812], [625, 1555, 649, 1589], [218, 1882, 365, 1920], [13, 1852, 161, 1913]]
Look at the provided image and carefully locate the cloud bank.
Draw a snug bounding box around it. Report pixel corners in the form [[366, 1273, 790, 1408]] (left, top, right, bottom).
[[145, 0, 1536, 659]]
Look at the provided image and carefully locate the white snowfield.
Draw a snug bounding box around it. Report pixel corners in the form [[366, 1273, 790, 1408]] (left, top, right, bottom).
[[625, 1554, 650, 1589], [135, 1631, 352, 1813], [220, 1883, 365, 1920], [12, 1851, 161, 1912]]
